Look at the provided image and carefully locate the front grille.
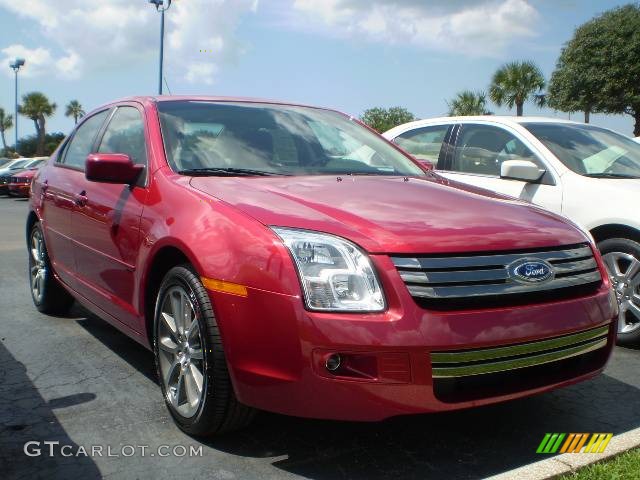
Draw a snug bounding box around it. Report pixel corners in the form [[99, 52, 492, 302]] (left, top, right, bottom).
[[391, 243, 602, 309]]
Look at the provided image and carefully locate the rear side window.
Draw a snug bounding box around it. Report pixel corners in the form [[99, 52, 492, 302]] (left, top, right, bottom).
[[62, 110, 109, 169], [98, 106, 147, 166], [394, 125, 448, 165]]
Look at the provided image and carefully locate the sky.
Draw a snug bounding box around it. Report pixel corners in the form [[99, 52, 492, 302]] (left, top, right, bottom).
[[0, 0, 636, 143]]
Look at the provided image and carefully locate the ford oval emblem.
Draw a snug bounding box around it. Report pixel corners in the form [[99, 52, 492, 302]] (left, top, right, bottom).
[[508, 258, 555, 283]]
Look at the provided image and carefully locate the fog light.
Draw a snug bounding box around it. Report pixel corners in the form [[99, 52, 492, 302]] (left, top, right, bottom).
[[325, 353, 341, 372]]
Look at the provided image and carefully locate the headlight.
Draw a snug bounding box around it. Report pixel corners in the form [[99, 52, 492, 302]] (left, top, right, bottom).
[[272, 227, 386, 312]]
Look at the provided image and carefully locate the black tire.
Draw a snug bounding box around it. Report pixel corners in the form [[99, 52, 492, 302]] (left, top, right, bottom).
[[28, 222, 74, 314], [153, 264, 255, 436], [598, 237, 640, 346]]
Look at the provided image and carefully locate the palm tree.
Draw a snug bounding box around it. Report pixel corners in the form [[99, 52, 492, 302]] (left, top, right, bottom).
[[489, 61, 546, 116], [65, 100, 85, 125], [447, 90, 491, 116], [0, 108, 13, 153], [19, 92, 57, 156]]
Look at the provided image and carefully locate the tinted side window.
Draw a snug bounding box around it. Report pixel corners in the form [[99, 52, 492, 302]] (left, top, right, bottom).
[[394, 125, 448, 165], [98, 106, 147, 166], [451, 125, 539, 176], [63, 110, 109, 168]]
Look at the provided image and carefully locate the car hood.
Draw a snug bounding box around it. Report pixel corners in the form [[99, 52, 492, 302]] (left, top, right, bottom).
[[0, 167, 21, 176], [190, 175, 588, 254]]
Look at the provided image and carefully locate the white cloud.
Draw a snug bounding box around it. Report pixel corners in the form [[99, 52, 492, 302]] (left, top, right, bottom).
[[0, 0, 258, 84], [0, 44, 80, 79], [289, 0, 539, 56]]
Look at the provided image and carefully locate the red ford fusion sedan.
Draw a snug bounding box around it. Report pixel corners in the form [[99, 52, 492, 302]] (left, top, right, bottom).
[[27, 96, 617, 436]]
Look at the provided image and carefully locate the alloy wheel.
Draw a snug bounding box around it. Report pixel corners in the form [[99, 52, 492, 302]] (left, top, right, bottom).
[[30, 228, 46, 304], [157, 286, 205, 418], [603, 251, 640, 334]]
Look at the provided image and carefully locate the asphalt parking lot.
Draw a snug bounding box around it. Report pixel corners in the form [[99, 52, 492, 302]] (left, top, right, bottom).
[[0, 198, 639, 480]]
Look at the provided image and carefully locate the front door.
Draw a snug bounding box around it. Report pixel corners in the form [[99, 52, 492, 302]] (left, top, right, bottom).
[[438, 123, 563, 214], [70, 104, 148, 331]]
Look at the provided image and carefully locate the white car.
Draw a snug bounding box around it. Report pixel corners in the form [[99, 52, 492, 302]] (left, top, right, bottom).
[[384, 116, 640, 344]]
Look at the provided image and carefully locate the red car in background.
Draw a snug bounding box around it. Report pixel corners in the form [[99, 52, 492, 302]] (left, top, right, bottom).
[[2, 158, 46, 196], [9, 161, 45, 197], [27, 96, 617, 437]]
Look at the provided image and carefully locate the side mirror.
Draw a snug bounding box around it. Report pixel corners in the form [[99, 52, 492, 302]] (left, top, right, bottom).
[[415, 158, 435, 172], [85, 153, 144, 185], [500, 159, 545, 183]]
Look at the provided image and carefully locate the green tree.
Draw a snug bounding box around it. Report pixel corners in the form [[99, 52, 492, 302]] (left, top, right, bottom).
[[489, 61, 546, 116], [447, 90, 491, 116], [360, 107, 417, 133], [65, 100, 85, 124], [547, 5, 640, 133], [546, 57, 596, 123], [19, 92, 57, 156], [16, 132, 65, 157], [0, 107, 13, 153]]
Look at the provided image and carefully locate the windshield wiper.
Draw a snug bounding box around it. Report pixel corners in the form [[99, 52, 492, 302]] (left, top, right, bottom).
[[583, 173, 640, 179], [178, 167, 288, 177]]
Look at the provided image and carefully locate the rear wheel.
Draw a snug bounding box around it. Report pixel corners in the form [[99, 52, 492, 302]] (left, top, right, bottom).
[[28, 222, 74, 314], [598, 237, 640, 346], [153, 265, 255, 436]]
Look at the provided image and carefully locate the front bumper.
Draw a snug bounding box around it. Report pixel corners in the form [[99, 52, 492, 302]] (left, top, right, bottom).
[[206, 256, 617, 421], [8, 183, 30, 197]]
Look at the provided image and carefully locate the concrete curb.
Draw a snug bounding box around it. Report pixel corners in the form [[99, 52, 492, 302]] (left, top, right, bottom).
[[485, 427, 640, 480]]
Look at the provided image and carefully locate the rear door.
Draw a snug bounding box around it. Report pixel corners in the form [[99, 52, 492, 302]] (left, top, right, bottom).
[[41, 109, 110, 287], [438, 123, 562, 213], [69, 104, 148, 330]]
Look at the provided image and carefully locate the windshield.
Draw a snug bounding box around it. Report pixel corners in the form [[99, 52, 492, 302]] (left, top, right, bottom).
[[157, 101, 424, 177], [25, 159, 45, 168], [9, 159, 29, 169], [523, 123, 640, 178]]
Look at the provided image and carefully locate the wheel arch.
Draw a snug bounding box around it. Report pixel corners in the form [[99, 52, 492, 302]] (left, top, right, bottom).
[[26, 210, 40, 244], [142, 243, 198, 347], [591, 223, 640, 245]]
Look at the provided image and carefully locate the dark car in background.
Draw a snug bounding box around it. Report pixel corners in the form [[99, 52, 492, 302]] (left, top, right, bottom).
[[0, 158, 47, 195]]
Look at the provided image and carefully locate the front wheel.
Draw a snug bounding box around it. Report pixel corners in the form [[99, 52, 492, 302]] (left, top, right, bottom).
[[153, 265, 255, 436], [599, 237, 640, 346]]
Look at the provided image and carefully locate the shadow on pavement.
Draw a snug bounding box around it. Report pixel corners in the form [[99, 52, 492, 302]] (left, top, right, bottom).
[[73, 305, 157, 383], [203, 372, 640, 479], [0, 340, 101, 479], [74, 308, 640, 479]]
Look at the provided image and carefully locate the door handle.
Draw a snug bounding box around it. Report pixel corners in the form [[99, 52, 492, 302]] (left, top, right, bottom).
[[41, 180, 49, 193], [74, 191, 88, 207]]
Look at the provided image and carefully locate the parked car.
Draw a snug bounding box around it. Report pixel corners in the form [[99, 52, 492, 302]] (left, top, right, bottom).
[[28, 98, 616, 436], [8, 159, 46, 197], [0, 158, 38, 195], [384, 117, 640, 345]]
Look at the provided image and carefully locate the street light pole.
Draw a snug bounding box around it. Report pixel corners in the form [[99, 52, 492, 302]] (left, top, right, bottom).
[[149, 0, 172, 95], [9, 58, 25, 151]]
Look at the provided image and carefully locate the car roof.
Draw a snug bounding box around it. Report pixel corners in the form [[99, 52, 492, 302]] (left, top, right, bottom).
[[399, 115, 581, 127], [108, 95, 334, 111]]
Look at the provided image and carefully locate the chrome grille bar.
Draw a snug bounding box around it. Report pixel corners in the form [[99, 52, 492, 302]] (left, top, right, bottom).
[[392, 243, 601, 300], [431, 325, 609, 378], [392, 245, 593, 270]]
